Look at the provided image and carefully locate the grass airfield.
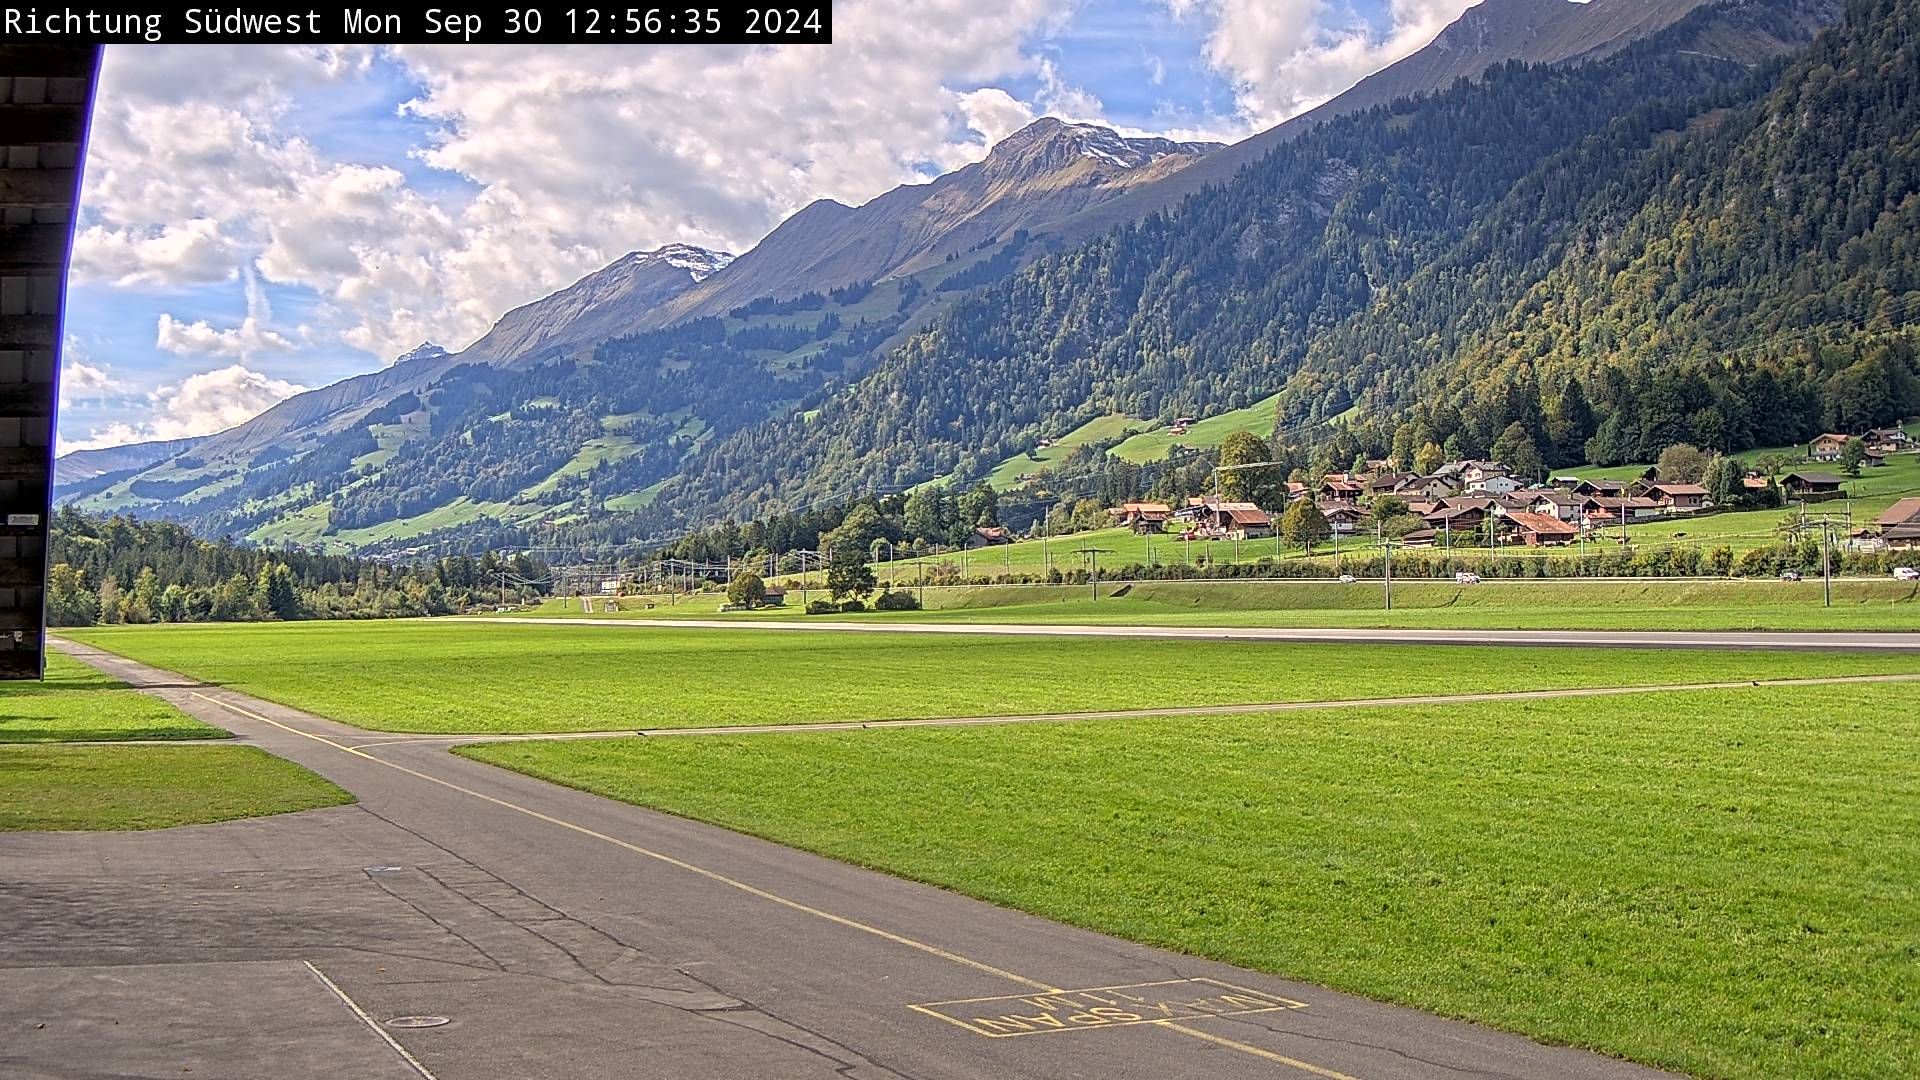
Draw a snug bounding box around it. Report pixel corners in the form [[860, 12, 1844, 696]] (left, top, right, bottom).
[[42, 606, 1920, 1077], [61, 619, 1920, 733], [464, 680, 1920, 1080]]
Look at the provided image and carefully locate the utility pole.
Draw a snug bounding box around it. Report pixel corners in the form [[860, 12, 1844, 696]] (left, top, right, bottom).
[[1382, 527, 1393, 612], [1822, 515, 1833, 608]]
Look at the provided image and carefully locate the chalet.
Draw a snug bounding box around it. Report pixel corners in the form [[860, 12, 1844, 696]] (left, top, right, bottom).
[[1875, 498, 1920, 529], [1284, 481, 1311, 502], [1467, 473, 1522, 496], [1640, 482, 1709, 512], [1322, 504, 1367, 535], [760, 586, 789, 607], [1193, 501, 1273, 539], [1402, 475, 1459, 501], [1866, 427, 1912, 448], [1529, 490, 1585, 522], [1366, 472, 1413, 498], [1364, 458, 1394, 473], [1569, 478, 1627, 497], [1742, 474, 1772, 493], [1319, 478, 1365, 504], [1398, 528, 1438, 548], [1424, 503, 1488, 533], [1872, 498, 1920, 548], [1809, 433, 1851, 461], [1503, 511, 1579, 547], [1108, 501, 1173, 533], [965, 526, 1013, 548], [1581, 496, 1661, 528], [1782, 471, 1845, 496], [1459, 460, 1510, 485]]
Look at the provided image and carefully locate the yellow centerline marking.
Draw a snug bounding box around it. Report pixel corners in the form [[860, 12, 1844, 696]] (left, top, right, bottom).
[[190, 688, 1363, 1078], [193, 691, 1054, 992]]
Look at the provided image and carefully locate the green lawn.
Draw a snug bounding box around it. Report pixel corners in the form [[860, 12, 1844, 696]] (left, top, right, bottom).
[[0, 745, 352, 830], [0, 653, 227, 743], [60, 621, 1920, 734], [461, 681, 1920, 1080]]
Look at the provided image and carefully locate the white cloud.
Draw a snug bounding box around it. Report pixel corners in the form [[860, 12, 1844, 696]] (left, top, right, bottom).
[[74, 218, 240, 287], [57, 336, 130, 409], [74, 0, 1469, 382], [1167, 0, 1474, 126], [155, 314, 295, 359], [65, 364, 311, 451], [78, 3, 1078, 363]]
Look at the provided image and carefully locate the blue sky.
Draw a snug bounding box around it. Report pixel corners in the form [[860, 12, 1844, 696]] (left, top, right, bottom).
[[58, 0, 1463, 453]]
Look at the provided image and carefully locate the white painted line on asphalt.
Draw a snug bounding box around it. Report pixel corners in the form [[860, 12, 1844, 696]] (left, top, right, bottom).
[[303, 960, 441, 1080]]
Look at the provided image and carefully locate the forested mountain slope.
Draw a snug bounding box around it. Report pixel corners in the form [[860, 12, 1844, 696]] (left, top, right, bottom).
[[1046, 0, 1722, 245], [654, 0, 1849, 518]]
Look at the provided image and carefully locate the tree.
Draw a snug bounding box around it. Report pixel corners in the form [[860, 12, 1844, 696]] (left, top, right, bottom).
[[823, 505, 883, 599], [1413, 441, 1445, 476], [45, 563, 98, 627], [957, 483, 998, 528], [903, 484, 943, 543], [1655, 443, 1711, 483], [1701, 454, 1743, 506], [726, 571, 767, 608], [256, 564, 301, 621], [824, 544, 875, 600], [1280, 499, 1330, 554], [1544, 381, 1594, 466], [1218, 430, 1279, 506], [1490, 422, 1544, 481], [1840, 437, 1867, 477]]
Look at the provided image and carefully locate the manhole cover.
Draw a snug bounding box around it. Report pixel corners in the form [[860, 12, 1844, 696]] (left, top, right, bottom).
[[384, 1016, 450, 1029]]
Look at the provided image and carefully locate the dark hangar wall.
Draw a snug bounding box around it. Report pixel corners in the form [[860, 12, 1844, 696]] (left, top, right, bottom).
[[0, 45, 98, 679]]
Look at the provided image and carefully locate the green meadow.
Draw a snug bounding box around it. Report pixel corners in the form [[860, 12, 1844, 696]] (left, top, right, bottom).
[[463, 680, 1920, 1080], [60, 620, 1920, 734]]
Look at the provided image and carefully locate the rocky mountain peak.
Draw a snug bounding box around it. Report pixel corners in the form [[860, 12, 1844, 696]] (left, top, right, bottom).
[[987, 117, 1224, 175]]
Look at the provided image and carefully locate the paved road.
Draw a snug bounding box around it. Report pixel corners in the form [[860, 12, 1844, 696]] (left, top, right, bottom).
[[13, 640, 1678, 1080], [495, 616, 1920, 651]]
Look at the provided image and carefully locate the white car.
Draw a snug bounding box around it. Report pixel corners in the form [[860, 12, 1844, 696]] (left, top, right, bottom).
[[1338, 574, 1357, 584], [1454, 571, 1481, 585], [1895, 566, 1920, 581]]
